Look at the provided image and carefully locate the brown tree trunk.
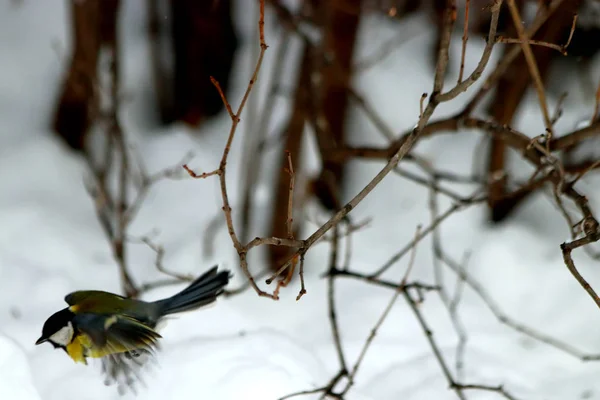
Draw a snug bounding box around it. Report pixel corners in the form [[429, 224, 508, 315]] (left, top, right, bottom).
[[52, 0, 120, 150], [148, 0, 175, 124], [170, 0, 238, 126], [311, 0, 361, 216]]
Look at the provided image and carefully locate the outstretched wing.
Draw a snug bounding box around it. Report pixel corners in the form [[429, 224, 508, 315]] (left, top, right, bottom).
[[102, 349, 157, 395], [74, 313, 162, 392], [75, 313, 162, 356]]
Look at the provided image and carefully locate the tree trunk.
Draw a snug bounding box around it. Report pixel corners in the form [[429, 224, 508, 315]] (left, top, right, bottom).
[[311, 0, 361, 216], [53, 0, 120, 150], [170, 0, 238, 126]]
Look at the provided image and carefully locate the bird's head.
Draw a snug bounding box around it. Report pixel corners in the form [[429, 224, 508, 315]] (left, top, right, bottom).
[[36, 308, 76, 349]]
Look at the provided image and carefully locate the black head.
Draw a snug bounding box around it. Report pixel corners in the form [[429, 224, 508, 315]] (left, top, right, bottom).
[[36, 308, 76, 349]]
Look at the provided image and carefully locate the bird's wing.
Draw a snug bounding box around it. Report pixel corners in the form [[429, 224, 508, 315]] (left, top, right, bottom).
[[64, 290, 129, 314], [74, 313, 162, 393], [104, 315, 162, 354], [64, 291, 92, 307], [75, 313, 162, 355], [65, 291, 159, 325]]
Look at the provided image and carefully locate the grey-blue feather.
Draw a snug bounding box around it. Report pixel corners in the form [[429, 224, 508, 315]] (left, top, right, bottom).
[[153, 266, 231, 316]]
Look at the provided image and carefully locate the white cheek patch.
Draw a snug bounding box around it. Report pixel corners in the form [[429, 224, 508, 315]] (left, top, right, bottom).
[[49, 322, 74, 346]]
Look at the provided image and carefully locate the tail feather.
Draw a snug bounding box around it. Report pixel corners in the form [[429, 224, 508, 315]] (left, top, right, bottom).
[[154, 266, 231, 316]]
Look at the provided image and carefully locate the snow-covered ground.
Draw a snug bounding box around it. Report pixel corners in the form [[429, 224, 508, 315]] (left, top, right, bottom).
[[2, 1, 600, 399]]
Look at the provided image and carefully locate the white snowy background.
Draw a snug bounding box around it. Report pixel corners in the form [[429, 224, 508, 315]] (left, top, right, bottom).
[[1, 1, 600, 399]]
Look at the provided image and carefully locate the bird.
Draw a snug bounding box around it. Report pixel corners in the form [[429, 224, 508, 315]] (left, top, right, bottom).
[[35, 266, 231, 388]]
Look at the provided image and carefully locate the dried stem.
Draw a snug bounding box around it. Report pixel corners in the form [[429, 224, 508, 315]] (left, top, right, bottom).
[[506, 0, 553, 137], [340, 226, 422, 395], [327, 225, 348, 374], [404, 288, 467, 400], [561, 233, 600, 310], [457, 0, 469, 84], [184, 0, 278, 299], [371, 195, 485, 278], [496, 12, 576, 57], [462, 0, 568, 116], [592, 79, 600, 124], [285, 151, 295, 240]]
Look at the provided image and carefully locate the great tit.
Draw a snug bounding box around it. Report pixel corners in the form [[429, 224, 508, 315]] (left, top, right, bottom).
[[35, 266, 230, 385]]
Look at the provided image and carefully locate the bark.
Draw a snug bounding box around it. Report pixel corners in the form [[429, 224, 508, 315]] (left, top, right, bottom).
[[53, 0, 119, 150], [312, 0, 361, 216], [148, 0, 175, 124], [170, 0, 238, 126]]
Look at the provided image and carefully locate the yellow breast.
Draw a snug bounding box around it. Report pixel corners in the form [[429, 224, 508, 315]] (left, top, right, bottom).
[[65, 336, 89, 364], [65, 334, 133, 364]]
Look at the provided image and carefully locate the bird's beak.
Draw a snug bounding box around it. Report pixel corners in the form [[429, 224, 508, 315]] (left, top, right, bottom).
[[35, 337, 47, 345]]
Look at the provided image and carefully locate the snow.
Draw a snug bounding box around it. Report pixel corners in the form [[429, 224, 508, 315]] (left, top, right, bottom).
[[0, 335, 42, 400], [2, 1, 600, 400]]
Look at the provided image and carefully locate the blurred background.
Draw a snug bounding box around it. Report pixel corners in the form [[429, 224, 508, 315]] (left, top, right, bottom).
[[30, 0, 600, 274], [2, 1, 600, 399]]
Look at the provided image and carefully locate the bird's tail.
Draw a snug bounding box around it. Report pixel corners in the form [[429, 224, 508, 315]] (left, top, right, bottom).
[[154, 266, 231, 316]]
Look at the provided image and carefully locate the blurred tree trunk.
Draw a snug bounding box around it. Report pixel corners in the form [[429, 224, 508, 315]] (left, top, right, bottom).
[[311, 0, 361, 217], [148, 0, 175, 124], [53, 0, 120, 150], [54, 0, 239, 148], [170, 0, 238, 126]]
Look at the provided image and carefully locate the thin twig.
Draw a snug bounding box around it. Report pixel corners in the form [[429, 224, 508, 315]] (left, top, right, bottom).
[[496, 36, 566, 52], [330, 268, 439, 293], [404, 289, 467, 400], [371, 195, 484, 278], [340, 226, 422, 395], [506, 0, 553, 137], [429, 182, 470, 382], [140, 236, 194, 282], [436, 0, 503, 102], [239, 31, 292, 243], [457, 0, 470, 84], [296, 255, 306, 301], [285, 151, 295, 240], [439, 245, 600, 360], [419, 92, 427, 119], [184, 0, 276, 299], [561, 234, 600, 310], [327, 225, 348, 373], [277, 386, 327, 400], [592, 79, 600, 124], [182, 165, 219, 179], [454, 383, 520, 400], [563, 13, 578, 51], [462, 0, 568, 115], [495, 14, 577, 58]]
